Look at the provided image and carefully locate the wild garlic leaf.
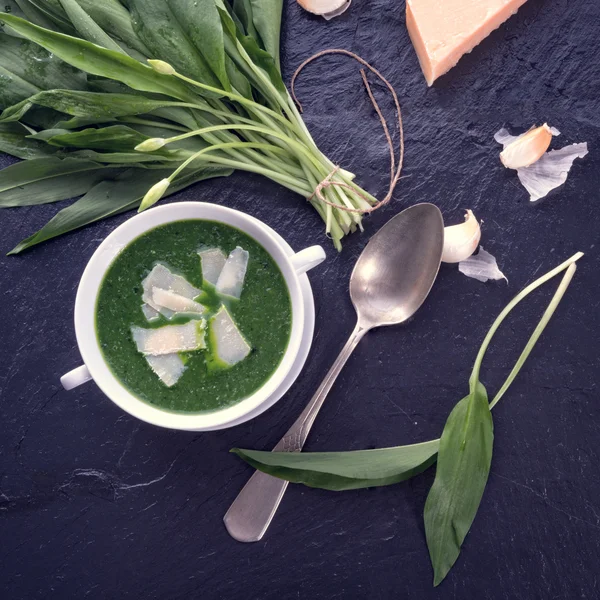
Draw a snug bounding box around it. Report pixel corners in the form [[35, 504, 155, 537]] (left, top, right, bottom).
[[232, 0, 259, 40], [0, 122, 58, 159], [167, 0, 231, 91], [9, 166, 233, 254], [12, 0, 74, 34], [249, 0, 284, 71], [72, 0, 151, 56], [231, 439, 440, 491], [424, 382, 493, 587], [0, 33, 87, 103], [42, 124, 150, 152], [237, 33, 286, 93], [0, 156, 112, 206], [0, 14, 196, 101], [0, 99, 34, 123], [29, 90, 184, 119], [58, 0, 124, 53], [127, 0, 221, 88]]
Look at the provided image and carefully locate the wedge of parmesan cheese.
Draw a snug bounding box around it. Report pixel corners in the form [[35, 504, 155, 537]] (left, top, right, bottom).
[[210, 306, 251, 366], [406, 0, 528, 86], [151, 288, 206, 315], [131, 320, 206, 356], [199, 248, 227, 286], [141, 264, 201, 311], [144, 353, 186, 387], [215, 247, 249, 299]]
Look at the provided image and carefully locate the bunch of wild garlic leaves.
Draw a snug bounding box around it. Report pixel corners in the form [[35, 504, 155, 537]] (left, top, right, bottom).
[[0, 0, 375, 254]]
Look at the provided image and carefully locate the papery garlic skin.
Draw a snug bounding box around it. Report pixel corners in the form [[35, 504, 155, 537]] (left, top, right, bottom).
[[297, 0, 350, 19], [442, 209, 481, 263], [459, 247, 507, 283], [499, 124, 555, 169]]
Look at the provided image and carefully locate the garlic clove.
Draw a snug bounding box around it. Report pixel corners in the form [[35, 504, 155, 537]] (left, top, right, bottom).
[[441, 209, 481, 264], [499, 124, 556, 169], [297, 0, 351, 19]]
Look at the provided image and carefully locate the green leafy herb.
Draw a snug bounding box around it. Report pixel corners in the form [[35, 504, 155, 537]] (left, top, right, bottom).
[[423, 382, 493, 586], [232, 252, 583, 584], [0, 1, 384, 252]]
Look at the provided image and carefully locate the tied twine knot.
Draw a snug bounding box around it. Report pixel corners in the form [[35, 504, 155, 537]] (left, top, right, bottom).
[[291, 49, 404, 214]]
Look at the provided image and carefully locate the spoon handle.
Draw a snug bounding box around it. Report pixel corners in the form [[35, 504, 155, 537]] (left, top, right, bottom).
[[224, 323, 367, 542]]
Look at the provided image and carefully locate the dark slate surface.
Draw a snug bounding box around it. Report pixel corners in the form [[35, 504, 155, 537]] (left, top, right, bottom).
[[1, 1, 599, 598]]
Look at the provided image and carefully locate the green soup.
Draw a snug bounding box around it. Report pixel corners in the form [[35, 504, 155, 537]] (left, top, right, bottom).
[[95, 219, 292, 413]]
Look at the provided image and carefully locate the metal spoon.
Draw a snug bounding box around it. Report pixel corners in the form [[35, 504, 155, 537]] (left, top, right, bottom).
[[224, 203, 445, 542]]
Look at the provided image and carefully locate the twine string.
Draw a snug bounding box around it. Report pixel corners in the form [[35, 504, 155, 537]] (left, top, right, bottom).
[[291, 49, 404, 213]]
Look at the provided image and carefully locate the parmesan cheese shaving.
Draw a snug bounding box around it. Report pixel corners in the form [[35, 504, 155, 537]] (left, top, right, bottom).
[[142, 264, 201, 309], [144, 354, 186, 387], [216, 247, 249, 299], [211, 306, 251, 366], [131, 320, 206, 355], [141, 303, 160, 322], [199, 248, 227, 286], [151, 288, 206, 315]]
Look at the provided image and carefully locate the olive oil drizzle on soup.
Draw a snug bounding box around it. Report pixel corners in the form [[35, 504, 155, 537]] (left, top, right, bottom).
[[96, 220, 292, 413]]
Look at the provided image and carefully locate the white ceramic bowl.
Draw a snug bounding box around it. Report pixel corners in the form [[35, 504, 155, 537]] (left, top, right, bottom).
[[60, 202, 325, 431]]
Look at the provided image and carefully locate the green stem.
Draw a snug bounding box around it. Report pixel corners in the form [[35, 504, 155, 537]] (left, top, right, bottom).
[[174, 72, 293, 131], [167, 142, 313, 196], [469, 252, 584, 393], [489, 263, 577, 410], [162, 123, 326, 173]]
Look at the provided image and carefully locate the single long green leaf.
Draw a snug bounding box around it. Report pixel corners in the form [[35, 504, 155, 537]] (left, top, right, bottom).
[[225, 55, 252, 99], [217, 6, 284, 99], [8, 165, 233, 253], [0, 34, 87, 101], [237, 32, 285, 93], [0, 14, 197, 102], [57, 0, 124, 53], [74, 0, 151, 56], [0, 156, 111, 206], [249, 0, 283, 71], [1, 1, 29, 33], [127, 0, 220, 88], [0, 121, 57, 159], [0, 99, 32, 122], [14, 0, 73, 33], [53, 115, 115, 129], [424, 382, 493, 586], [29, 89, 184, 118], [232, 0, 259, 40], [0, 64, 40, 107], [167, 0, 230, 91], [42, 124, 148, 152], [231, 439, 440, 491], [69, 149, 189, 164], [148, 106, 199, 131], [20, 0, 74, 32]]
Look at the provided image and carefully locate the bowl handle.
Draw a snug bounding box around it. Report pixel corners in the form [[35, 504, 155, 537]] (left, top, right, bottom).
[[290, 245, 326, 275], [61, 365, 92, 391]]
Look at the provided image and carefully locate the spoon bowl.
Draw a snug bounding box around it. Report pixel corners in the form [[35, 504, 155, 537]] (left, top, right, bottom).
[[350, 203, 445, 329]]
